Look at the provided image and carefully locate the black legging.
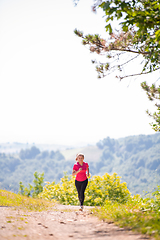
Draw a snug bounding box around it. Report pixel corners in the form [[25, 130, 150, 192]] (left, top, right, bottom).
[[75, 178, 88, 206]]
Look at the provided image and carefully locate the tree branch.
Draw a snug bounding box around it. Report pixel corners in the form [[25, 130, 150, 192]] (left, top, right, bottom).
[[120, 54, 139, 67], [119, 67, 160, 80], [106, 47, 150, 55]]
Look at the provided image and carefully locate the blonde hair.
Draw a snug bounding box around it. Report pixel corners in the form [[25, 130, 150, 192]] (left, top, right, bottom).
[[75, 153, 85, 161], [77, 153, 84, 158]]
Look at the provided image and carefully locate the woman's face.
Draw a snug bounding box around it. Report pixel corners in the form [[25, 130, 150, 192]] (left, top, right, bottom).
[[77, 155, 84, 163]]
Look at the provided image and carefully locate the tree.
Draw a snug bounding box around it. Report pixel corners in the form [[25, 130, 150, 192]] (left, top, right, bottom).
[[18, 181, 33, 197], [74, 0, 160, 131], [18, 171, 44, 198], [141, 82, 160, 132], [19, 146, 40, 160], [32, 171, 44, 198]]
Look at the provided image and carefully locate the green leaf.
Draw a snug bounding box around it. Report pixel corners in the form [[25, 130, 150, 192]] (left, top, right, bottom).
[[102, 1, 110, 11], [105, 23, 112, 34]]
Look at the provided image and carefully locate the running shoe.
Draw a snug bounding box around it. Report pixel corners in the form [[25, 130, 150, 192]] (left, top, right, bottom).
[[79, 206, 83, 211]]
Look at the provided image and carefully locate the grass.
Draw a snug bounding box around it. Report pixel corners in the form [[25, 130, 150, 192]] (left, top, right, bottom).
[[0, 189, 55, 211], [93, 195, 160, 240]]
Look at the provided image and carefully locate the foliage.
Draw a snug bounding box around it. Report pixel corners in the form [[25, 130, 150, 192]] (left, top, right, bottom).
[[94, 134, 160, 195], [19, 181, 33, 197], [19, 146, 40, 160], [36, 150, 64, 160], [18, 172, 44, 198], [75, 0, 160, 78], [141, 82, 160, 132], [39, 173, 130, 206], [99, 0, 160, 72], [0, 146, 66, 193], [19, 146, 64, 161], [74, 0, 160, 130], [0, 189, 54, 211], [94, 186, 160, 239], [32, 171, 44, 197], [39, 175, 78, 205]]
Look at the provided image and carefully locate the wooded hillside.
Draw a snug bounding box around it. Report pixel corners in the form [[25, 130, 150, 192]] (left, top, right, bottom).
[[0, 133, 159, 195]]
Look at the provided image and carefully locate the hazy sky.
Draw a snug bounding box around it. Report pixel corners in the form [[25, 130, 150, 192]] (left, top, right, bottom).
[[0, 0, 159, 146]]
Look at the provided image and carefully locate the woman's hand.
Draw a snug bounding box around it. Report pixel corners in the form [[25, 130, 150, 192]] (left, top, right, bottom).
[[72, 168, 82, 176], [86, 168, 89, 177]]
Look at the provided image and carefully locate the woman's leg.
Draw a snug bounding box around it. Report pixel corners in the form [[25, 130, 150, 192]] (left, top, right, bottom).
[[80, 178, 88, 206], [75, 180, 82, 204]]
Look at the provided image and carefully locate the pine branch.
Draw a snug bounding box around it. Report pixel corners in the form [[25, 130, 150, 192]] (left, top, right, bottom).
[[119, 67, 160, 80]]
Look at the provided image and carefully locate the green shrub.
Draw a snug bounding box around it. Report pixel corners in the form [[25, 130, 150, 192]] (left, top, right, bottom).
[[39, 172, 130, 206], [18, 171, 44, 198], [94, 186, 160, 239]]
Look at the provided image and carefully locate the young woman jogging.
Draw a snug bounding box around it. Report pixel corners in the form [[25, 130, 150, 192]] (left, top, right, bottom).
[[72, 153, 89, 211]]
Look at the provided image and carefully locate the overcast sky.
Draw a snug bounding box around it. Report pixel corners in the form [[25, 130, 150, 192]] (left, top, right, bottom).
[[0, 0, 159, 146]]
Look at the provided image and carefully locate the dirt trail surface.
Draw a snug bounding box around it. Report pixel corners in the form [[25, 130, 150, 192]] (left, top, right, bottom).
[[0, 204, 151, 240]]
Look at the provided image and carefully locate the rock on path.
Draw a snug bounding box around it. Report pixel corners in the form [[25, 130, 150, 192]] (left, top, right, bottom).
[[0, 204, 152, 240]]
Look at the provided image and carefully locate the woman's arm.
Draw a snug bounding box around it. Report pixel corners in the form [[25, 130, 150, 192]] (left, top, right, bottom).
[[72, 168, 81, 176], [86, 167, 89, 177]]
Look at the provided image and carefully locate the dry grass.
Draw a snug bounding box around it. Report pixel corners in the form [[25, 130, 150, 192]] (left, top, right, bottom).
[[0, 189, 55, 211]]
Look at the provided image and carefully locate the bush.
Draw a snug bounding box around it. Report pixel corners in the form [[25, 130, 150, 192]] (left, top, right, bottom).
[[19, 171, 44, 198], [38, 172, 130, 206], [95, 186, 160, 239]]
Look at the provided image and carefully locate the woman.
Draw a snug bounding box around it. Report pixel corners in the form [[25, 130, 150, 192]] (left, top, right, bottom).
[[72, 153, 89, 211]]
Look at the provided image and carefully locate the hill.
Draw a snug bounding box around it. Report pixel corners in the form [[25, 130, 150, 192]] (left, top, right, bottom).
[[0, 133, 159, 195], [0, 142, 70, 154]]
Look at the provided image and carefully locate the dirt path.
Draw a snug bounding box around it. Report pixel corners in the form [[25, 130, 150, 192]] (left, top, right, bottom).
[[0, 204, 152, 240]]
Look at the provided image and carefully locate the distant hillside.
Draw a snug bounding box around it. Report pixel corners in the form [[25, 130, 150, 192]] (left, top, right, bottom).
[[0, 142, 70, 154], [93, 133, 160, 195], [0, 133, 159, 195]]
